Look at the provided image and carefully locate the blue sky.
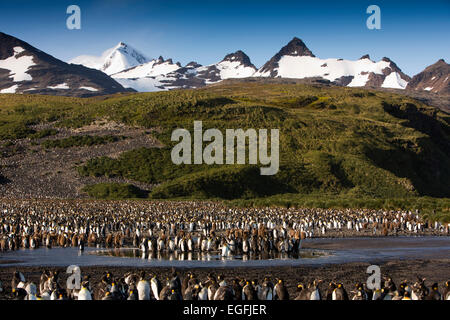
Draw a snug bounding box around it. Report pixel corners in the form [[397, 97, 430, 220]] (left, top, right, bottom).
[[0, 0, 449, 76]]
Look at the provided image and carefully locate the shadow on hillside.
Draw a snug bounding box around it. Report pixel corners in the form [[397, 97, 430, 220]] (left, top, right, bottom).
[[364, 102, 450, 197], [382, 101, 450, 154], [195, 97, 236, 108]]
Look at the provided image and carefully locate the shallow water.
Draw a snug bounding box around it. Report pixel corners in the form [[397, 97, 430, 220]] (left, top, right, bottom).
[[0, 236, 449, 268]]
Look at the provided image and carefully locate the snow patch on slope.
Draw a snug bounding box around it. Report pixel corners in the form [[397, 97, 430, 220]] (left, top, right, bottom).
[[215, 60, 256, 79], [47, 83, 70, 90], [273, 56, 390, 82], [112, 59, 180, 78], [79, 86, 99, 92], [0, 84, 19, 93], [0, 46, 35, 82], [114, 77, 167, 92], [381, 72, 408, 89]]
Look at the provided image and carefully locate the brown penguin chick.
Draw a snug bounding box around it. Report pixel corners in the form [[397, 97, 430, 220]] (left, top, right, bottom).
[[182, 272, 191, 296], [159, 280, 171, 300], [183, 283, 198, 301], [214, 285, 234, 300], [94, 274, 111, 300]]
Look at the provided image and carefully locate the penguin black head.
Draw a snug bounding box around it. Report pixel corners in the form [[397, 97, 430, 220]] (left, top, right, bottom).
[[13, 287, 27, 300]]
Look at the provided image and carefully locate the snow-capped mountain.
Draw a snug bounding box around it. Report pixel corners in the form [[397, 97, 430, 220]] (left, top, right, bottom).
[[0, 32, 130, 96], [111, 50, 258, 92], [70, 42, 150, 75], [72, 37, 413, 92], [196, 50, 257, 83], [2, 32, 446, 96], [406, 59, 450, 94], [254, 37, 410, 89], [110, 56, 182, 92]]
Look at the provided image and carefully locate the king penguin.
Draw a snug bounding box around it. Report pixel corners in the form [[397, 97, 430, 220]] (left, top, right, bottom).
[[78, 281, 93, 300], [137, 271, 150, 300]]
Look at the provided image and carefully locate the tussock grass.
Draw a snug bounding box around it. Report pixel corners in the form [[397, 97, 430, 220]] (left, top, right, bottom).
[[1, 83, 449, 219]]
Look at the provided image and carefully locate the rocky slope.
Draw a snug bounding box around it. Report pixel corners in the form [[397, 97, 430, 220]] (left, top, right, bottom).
[[406, 59, 450, 94], [0, 32, 130, 97]]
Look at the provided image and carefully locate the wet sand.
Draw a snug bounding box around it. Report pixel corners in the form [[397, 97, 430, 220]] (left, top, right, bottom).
[[302, 236, 450, 250]]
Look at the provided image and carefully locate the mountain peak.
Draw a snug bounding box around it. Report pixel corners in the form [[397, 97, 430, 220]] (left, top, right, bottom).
[[407, 58, 450, 94], [360, 54, 371, 60], [221, 50, 255, 68], [433, 59, 447, 66], [280, 37, 315, 57], [254, 37, 315, 77], [0, 32, 128, 96], [70, 42, 149, 75], [186, 61, 202, 68]]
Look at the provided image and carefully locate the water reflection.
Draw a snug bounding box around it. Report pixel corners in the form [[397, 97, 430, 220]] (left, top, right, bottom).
[[95, 248, 324, 261]]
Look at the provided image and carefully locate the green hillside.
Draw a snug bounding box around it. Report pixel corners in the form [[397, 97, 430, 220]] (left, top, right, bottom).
[[1, 83, 449, 213]]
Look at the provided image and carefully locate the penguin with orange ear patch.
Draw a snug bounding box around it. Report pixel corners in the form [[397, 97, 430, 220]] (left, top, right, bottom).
[[274, 279, 289, 300], [78, 281, 92, 300], [425, 283, 441, 300], [443, 281, 450, 300], [12, 287, 28, 300], [401, 291, 412, 300], [325, 282, 336, 300], [332, 283, 348, 300], [127, 284, 138, 300], [294, 283, 309, 300], [309, 279, 322, 300], [169, 288, 183, 300], [242, 280, 257, 300]]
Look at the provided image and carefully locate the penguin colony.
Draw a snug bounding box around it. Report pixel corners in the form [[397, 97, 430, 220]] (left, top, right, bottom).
[[1, 200, 448, 253], [2, 269, 450, 300]]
